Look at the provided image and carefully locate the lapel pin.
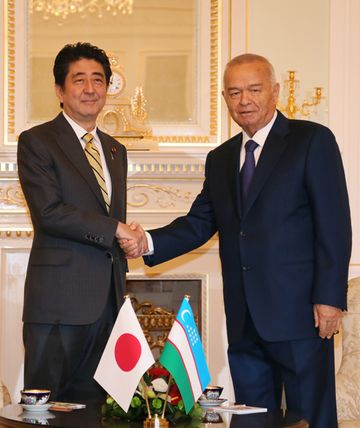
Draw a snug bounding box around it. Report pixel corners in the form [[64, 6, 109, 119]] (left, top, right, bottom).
[[111, 147, 117, 154]]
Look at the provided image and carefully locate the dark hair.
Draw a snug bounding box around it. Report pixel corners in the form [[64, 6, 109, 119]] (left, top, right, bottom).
[[53, 42, 112, 88]]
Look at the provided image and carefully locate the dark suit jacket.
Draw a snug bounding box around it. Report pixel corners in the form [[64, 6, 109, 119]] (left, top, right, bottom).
[[145, 112, 352, 344], [18, 113, 127, 325]]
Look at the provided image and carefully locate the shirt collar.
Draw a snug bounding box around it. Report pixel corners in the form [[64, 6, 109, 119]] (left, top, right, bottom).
[[62, 111, 97, 142], [242, 110, 278, 148]]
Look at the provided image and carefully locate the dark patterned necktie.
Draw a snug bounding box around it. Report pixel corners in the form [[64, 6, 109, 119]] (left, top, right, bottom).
[[240, 139, 259, 204], [82, 133, 110, 212]]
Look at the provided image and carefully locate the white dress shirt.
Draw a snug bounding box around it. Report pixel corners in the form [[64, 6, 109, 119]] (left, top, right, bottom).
[[239, 110, 277, 170]]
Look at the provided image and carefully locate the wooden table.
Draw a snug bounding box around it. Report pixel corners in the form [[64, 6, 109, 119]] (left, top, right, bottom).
[[0, 404, 309, 428]]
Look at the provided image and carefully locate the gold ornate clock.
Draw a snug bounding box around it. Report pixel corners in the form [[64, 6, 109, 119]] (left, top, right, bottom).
[[97, 52, 152, 142], [107, 69, 126, 97]]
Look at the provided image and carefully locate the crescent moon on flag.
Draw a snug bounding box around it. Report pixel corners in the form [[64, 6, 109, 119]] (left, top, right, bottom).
[[181, 309, 191, 322]]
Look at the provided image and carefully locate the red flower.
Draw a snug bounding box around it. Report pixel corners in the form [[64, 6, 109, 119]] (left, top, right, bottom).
[[148, 367, 170, 378], [168, 384, 181, 405]]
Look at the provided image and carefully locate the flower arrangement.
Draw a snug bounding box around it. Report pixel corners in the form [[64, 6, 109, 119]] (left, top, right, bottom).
[[101, 365, 202, 424]]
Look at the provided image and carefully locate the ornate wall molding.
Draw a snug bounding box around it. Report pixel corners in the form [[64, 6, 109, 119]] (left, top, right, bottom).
[[210, 0, 220, 138], [127, 184, 195, 209], [151, 135, 210, 144], [0, 182, 26, 209], [3, 0, 221, 145], [128, 160, 205, 177], [0, 230, 33, 239], [4, 0, 15, 140], [0, 152, 207, 232]]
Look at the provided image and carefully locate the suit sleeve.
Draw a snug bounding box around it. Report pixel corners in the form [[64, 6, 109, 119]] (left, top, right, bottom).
[[145, 150, 218, 266], [306, 126, 352, 309], [17, 130, 120, 249]]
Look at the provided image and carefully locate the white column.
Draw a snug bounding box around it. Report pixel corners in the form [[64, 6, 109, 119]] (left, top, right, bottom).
[[329, 0, 360, 276]]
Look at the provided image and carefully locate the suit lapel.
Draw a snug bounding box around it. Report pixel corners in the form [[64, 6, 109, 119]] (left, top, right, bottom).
[[242, 112, 290, 218], [97, 130, 124, 216], [52, 114, 107, 212], [229, 134, 243, 220]]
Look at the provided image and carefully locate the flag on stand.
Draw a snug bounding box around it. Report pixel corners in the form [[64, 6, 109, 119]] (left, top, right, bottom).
[[159, 296, 210, 413], [94, 297, 155, 412]]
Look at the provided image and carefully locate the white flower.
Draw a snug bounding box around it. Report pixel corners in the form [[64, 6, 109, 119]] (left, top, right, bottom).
[[151, 378, 168, 393]]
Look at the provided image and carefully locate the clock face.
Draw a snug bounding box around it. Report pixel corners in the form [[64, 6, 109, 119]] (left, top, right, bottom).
[[107, 71, 125, 96]]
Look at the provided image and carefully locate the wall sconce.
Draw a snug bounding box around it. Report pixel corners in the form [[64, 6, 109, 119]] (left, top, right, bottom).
[[277, 71, 325, 119]]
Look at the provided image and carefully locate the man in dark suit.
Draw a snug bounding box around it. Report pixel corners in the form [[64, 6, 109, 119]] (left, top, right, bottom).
[[121, 54, 351, 427], [17, 42, 146, 402]]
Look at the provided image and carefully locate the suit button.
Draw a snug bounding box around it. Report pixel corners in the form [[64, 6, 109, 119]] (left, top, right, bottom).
[[242, 266, 251, 271], [240, 231, 246, 237]]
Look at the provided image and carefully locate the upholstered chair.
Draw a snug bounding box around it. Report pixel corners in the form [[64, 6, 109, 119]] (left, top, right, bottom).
[[337, 277, 360, 427]]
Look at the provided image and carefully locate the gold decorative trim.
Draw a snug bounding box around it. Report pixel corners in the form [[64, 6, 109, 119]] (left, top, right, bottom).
[[127, 184, 195, 208], [128, 162, 205, 176], [0, 183, 26, 208], [151, 135, 210, 144], [210, 0, 220, 138], [0, 230, 33, 238], [5, 0, 15, 140], [4, 0, 220, 145]]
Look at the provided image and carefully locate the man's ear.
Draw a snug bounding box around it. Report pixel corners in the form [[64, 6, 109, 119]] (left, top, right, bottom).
[[273, 82, 280, 102], [55, 84, 63, 102]]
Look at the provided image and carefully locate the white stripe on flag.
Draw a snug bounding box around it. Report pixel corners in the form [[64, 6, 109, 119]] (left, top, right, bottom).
[[168, 320, 203, 400]]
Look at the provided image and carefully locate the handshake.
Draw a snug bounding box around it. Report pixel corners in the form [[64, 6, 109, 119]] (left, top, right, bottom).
[[116, 221, 148, 259]]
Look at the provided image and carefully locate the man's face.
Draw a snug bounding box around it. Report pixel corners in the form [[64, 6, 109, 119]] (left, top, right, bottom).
[[55, 58, 107, 130], [222, 61, 280, 137]]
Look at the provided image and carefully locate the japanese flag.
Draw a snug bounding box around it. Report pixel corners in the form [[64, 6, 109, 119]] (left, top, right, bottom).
[[94, 298, 155, 411]]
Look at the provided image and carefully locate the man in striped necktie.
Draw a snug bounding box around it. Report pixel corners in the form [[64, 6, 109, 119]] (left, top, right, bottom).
[[17, 42, 147, 403]]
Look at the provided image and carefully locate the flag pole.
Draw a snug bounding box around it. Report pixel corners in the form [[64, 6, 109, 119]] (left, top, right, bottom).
[[161, 374, 172, 419], [141, 377, 152, 419]]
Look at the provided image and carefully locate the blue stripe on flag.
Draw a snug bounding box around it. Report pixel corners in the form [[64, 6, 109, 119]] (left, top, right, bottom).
[[176, 299, 210, 390]]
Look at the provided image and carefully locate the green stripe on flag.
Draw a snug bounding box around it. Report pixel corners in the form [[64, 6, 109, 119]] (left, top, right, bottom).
[[160, 342, 195, 413]]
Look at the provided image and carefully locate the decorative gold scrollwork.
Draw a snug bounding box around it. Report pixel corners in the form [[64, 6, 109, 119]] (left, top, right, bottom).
[[127, 184, 194, 208], [131, 297, 198, 353], [0, 184, 26, 208]]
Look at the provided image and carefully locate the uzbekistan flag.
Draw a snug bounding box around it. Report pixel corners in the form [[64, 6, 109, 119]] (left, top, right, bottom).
[[94, 297, 155, 412], [159, 297, 210, 413]]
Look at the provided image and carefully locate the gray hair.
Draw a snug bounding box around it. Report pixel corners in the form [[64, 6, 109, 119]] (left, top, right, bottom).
[[223, 53, 277, 87]]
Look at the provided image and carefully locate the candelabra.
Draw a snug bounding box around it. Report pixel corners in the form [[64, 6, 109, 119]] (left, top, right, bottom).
[[277, 71, 324, 119], [29, 0, 134, 21]]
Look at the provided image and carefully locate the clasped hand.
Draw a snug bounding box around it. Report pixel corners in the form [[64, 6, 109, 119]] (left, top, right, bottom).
[[116, 222, 148, 259]]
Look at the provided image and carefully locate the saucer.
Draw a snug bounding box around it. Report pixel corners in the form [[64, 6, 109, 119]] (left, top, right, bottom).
[[198, 398, 227, 407], [21, 403, 53, 412]]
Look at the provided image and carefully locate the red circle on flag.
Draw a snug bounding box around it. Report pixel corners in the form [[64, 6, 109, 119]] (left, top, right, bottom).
[[114, 333, 141, 372]]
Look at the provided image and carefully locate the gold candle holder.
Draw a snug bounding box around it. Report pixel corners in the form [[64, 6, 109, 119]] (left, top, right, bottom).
[[278, 70, 324, 119]]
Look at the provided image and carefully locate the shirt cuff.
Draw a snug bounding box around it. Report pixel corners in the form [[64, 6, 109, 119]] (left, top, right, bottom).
[[144, 231, 154, 255]]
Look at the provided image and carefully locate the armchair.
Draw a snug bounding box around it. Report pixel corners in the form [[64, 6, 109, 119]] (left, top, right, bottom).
[[337, 277, 360, 427]]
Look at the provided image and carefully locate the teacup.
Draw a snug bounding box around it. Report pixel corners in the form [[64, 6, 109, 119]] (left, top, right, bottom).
[[20, 389, 51, 405], [203, 385, 223, 400], [202, 410, 223, 423]]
